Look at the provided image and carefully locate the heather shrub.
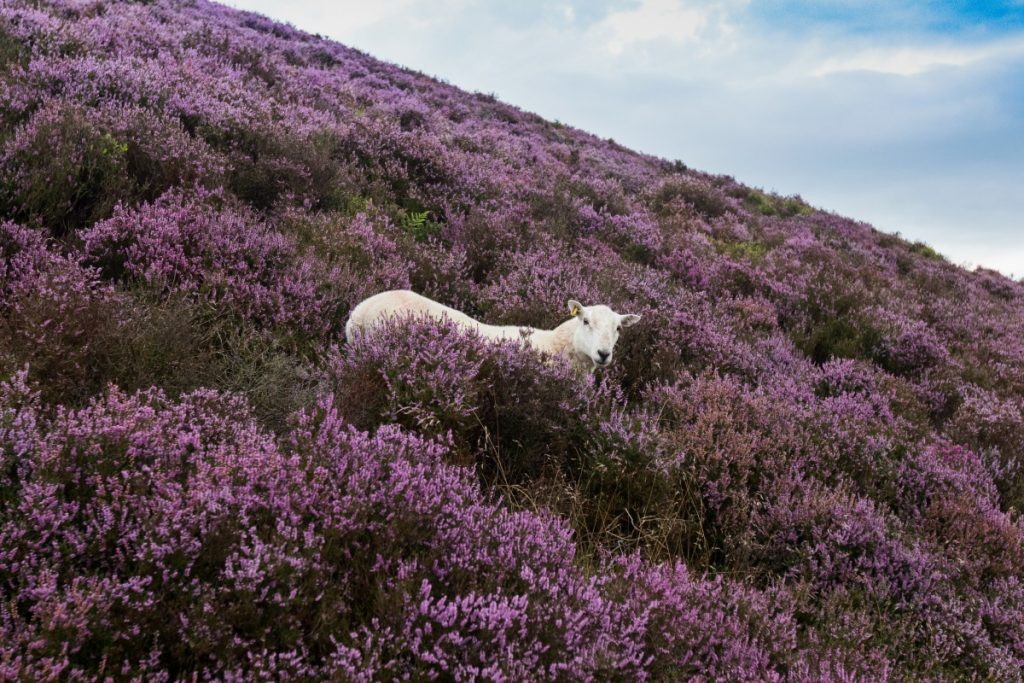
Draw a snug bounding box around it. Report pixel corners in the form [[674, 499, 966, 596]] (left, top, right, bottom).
[[648, 370, 922, 571], [282, 404, 646, 680], [799, 312, 880, 366], [646, 375, 805, 567], [222, 126, 354, 212], [980, 578, 1024, 670], [869, 307, 950, 377], [815, 358, 889, 403], [750, 466, 1024, 678], [525, 176, 594, 241], [0, 25, 28, 73], [340, 121, 468, 218], [0, 386, 288, 678], [327, 318, 491, 442], [0, 221, 125, 405], [94, 291, 228, 393], [405, 235, 477, 309], [658, 233, 717, 291], [0, 101, 138, 234], [562, 177, 663, 259], [560, 406, 675, 555], [650, 174, 732, 219], [604, 556, 811, 681], [326, 318, 680, 556], [0, 367, 38, 511], [324, 317, 593, 477], [945, 385, 1024, 510], [475, 237, 612, 327], [116, 105, 227, 200], [896, 440, 1001, 518], [604, 211, 664, 262], [1, 221, 314, 416], [454, 202, 535, 283], [282, 208, 414, 318], [473, 236, 668, 342], [0, 382, 782, 680], [621, 295, 762, 391], [0, 98, 224, 235], [82, 188, 341, 340], [975, 266, 1021, 301], [750, 477, 933, 600], [787, 269, 885, 366]]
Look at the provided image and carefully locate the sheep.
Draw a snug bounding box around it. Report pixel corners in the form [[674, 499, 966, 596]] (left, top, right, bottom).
[[345, 289, 641, 373]]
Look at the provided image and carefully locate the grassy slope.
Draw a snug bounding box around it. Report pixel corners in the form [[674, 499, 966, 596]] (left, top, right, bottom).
[[1, 0, 1024, 679]]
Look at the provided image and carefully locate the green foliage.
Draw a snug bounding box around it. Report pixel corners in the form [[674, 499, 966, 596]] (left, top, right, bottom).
[[0, 27, 29, 73], [105, 295, 317, 432], [400, 208, 440, 241], [910, 241, 942, 260], [796, 313, 884, 366], [0, 286, 317, 431], [713, 237, 770, 262], [788, 275, 884, 366], [746, 189, 812, 218]]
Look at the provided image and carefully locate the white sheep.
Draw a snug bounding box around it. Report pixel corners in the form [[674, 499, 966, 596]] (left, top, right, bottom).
[[345, 289, 641, 373]]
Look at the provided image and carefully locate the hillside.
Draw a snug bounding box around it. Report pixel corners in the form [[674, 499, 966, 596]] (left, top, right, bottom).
[[2, 0, 1024, 679]]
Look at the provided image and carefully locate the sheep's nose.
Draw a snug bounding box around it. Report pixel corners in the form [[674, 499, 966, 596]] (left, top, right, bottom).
[[597, 350, 610, 363]]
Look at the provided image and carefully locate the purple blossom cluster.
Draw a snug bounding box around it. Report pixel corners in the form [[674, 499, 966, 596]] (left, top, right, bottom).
[[82, 188, 333, 336], [0, 376, 824, 680], [2, 0, 1024, 679]]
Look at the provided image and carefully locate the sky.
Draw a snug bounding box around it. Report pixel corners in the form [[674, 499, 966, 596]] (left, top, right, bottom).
[[226, 0, 1024, 279]]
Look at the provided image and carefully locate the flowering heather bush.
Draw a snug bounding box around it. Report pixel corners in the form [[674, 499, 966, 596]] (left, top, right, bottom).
[[82, 188, 341, 339], [328, 317, 607, 475], [1, 0, 1023, 678], [0, 220, 124, 403], [0, 381, 829, 680], [0, 99, 224, 235]]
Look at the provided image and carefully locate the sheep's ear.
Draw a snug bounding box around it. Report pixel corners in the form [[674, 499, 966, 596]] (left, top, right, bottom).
[[567, 299, 584, 318], [619, 314, 641, 327]]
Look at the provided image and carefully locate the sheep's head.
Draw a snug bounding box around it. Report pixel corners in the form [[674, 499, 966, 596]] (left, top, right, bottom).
[[567, 299, 641, 369]]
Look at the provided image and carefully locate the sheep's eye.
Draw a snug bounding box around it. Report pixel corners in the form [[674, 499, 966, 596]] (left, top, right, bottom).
[[616, 326, 621, 332], [583, 319, 590, 326]]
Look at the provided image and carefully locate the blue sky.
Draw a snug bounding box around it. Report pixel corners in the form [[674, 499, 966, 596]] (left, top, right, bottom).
[[227, 0, 1024, 278]]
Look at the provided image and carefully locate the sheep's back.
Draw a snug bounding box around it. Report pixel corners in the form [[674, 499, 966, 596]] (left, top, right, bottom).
[[347, 290, 478, 336]]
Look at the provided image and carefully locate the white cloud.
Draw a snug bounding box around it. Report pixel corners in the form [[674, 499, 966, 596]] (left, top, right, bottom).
[[811, 38, 1024, 77], [591, 0, 742, 55]]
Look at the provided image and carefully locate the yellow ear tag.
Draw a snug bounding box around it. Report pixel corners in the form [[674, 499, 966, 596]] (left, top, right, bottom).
[[570, 305, 580, 317]]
